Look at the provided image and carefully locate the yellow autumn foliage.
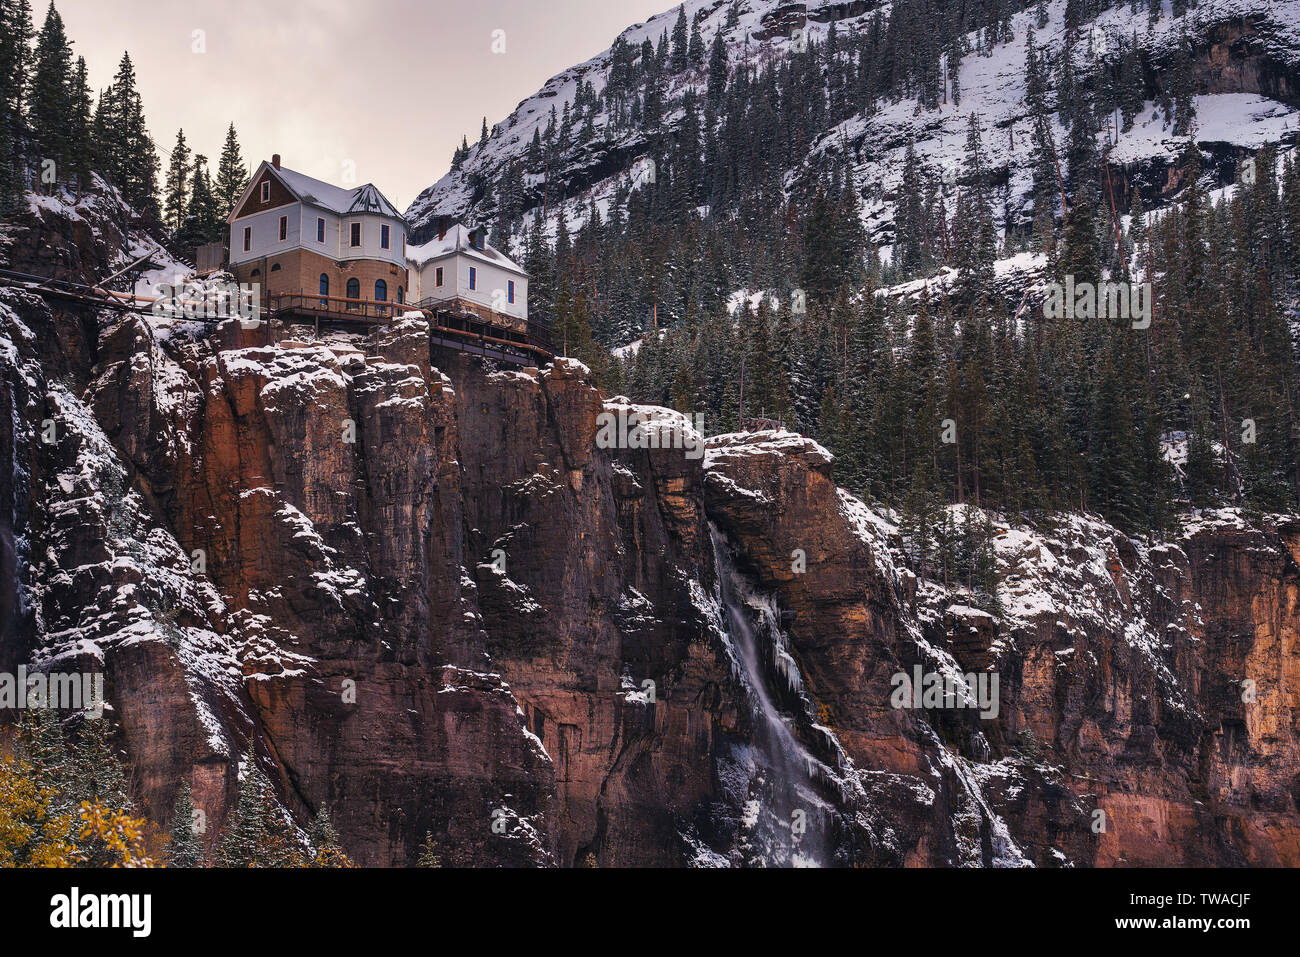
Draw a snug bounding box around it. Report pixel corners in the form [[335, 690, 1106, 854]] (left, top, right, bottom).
[[0, 753, 78, 866], [76, 801, 156, 868], [0, 753, 156, 867]]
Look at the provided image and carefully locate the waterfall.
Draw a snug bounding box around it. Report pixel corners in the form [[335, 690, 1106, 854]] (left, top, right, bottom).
[[710, 524, 833, 867]]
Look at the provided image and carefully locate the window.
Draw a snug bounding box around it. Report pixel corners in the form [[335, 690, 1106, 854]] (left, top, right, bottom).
[[346, 278, 360, 299], [508, 280, 515, 304], [261, 181, 270, 203], [374, 279, 387, 302], [317, 218, 325, 243], [270, 263, 281, 272], [397, 286, 403, 304], [381, 224, 390, 249], [279, 216, 287, 241], [469, 266, 477, 291], [435, 267, 443, 287], [319, 273, 329, 307], [243, 226, 251, 252], [350, 222, 361, 247]]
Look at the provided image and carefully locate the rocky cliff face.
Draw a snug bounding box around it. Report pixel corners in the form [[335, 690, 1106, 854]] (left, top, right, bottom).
[[3, 279, 1298, 866], [2, 192, 1298, 866]]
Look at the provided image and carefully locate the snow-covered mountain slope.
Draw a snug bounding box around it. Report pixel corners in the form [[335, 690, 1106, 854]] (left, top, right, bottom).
[[406, 0, 1300, 255]]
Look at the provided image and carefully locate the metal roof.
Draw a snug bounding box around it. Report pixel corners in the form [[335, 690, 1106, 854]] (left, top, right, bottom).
[[406, 222, 526, 275], [264, 163, 406, 222]]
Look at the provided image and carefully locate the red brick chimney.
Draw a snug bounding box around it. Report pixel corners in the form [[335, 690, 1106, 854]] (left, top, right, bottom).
[[272, 154, 281, 170]]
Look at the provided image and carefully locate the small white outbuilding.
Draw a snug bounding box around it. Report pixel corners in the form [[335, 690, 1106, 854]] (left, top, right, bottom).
[[407, 222, 529, 326]]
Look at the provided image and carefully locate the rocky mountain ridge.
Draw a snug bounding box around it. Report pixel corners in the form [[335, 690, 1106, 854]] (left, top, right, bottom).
[[408, 0, 1300, 267]]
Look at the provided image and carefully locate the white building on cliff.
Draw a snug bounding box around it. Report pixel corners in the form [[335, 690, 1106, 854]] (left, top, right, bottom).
[[407, 219, 529, 327]]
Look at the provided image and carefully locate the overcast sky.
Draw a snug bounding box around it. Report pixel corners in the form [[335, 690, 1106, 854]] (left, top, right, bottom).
[[55, 0, 670, 210]]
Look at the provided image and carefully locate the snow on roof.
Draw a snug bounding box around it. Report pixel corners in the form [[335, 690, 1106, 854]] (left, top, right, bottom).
[[271, 164, 405, 221], [405, 222, 526, 274]]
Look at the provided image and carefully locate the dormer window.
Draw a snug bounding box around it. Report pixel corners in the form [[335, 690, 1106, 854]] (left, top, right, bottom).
[[261, 181, 270, 203]]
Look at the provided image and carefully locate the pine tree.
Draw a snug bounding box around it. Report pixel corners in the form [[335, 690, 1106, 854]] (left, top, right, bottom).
[[213, 121, 247, 215], [16, 706, 72, 797], [216, 756, 271, 867], [707, 30, 728, 105], [1128, 186, 1147, 277], [68, 717, 130, 811], [1061, 184, 1103, 290], [1283, 155, 1300, 281], [66, 54, 90, 191], [1169, 31, 1196, 137], [28, 1, 73, 191], [176, 152, 219, 248], [97, 52, 160, 218], [450, 134, 469, 171], [524, 209, 556, 327], [216, 751, 300, 867], [800, 183, 847, 308], [688, 17, 705, 69], [166, 780, 203, 867], [1118, 39, 1145, 132], [307, 804, 352, 867], [163, 128, 191, 233], [0, 0, 35, 211], [671, 4, 689, 73], [894, 141, 924, 274], [958, 113, 997, 304]]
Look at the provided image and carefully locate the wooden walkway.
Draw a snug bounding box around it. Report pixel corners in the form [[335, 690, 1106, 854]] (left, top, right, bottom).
[[0, 270, 556, 367]]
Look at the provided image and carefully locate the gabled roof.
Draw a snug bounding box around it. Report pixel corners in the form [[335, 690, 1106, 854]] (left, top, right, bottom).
[[229, 161, 405, 223], [406, 222, 526, 276]]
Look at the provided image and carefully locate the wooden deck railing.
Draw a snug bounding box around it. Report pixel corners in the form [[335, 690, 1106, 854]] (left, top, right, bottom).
[[268, 291, 410, 322], [267, 288, 555, 360], [413, 295, 529, 333]]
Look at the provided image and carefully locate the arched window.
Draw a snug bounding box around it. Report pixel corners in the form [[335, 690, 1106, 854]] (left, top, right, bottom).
[[319, 273, 329, 308], [374, 279, 387, 302], [251, 268, 261, 279], [346, 278, 360, 298], [270, 263, 281, 272], [397, 286, 404, 305]]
